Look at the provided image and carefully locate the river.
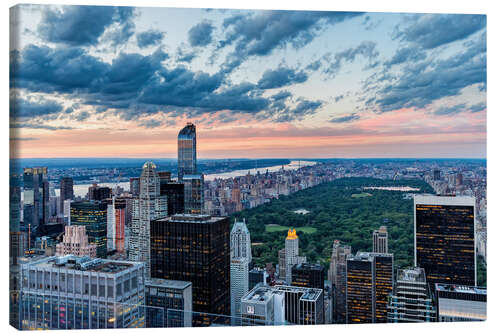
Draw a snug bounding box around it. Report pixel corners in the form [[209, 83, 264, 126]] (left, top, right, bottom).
[[55, 160, 317, 198]]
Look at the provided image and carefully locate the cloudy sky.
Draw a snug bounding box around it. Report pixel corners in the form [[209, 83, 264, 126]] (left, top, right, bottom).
[[9, 4, 486, 159]]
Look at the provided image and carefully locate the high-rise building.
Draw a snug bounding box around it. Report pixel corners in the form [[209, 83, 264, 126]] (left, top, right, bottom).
[[55, 225, 97, 257], [249, 268, 270, 291], [18, 255, 146, 330], [346, 252, 393, 324], [159, 182, 185, 215], [129, 162, 168, 278], [183, 174, 204, 214], [284, 229, 308, 284], [23, 167, 49, 228], [387, 267, 436, 323], [278, 249, 286, 279], [114, 199, 126, 253], [291, 263, 324, 291], [145, 279, 193, 328], [414, 195, 476, 288], [130, 177, 140, 196], [88, 184, 112, 201], [433, 169, 441, 181], [372, 226, 388, 253], [177, 123, 197, 181], [274, 285, 324, 325], [241, 284, 285, 326], [435, 284, 486, 322], [59, 177, 74, 215], [70, 201, 107, 258], [230, 219, 252, 324], [327, 240, 351, 323], [150, 214, 230, 327], [107, 198, 116, 251]]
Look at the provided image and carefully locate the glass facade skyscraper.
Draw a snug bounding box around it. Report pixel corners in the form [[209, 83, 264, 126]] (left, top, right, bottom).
[[414, 195, 476, 288], [23, 167, 49, 229], [70, 201, 108, 258], [150, 214, 230, 327], [177, 123, 197, 181]]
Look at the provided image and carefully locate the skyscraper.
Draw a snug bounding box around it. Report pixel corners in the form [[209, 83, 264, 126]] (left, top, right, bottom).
[[183, 174, 204, 214], [387, 267, 436, 323], [327, 240, 351, 323], [291, 263, 324, 291], [150, 214, 230, 327], [145, 279, 193, 328], [129, 162, 168, 278], [55, 225, 97, 257], [59, 177, 74, 215], [241, 284, 285, 326], [23, 167, 49, 228], [70, 201, 108, 258], [230, 219, 252, 323], [160, 182, 185, 215], [346, 252, 393, 324], [19, 255, 146, 330], [177, 123, 197, 181], [414, 195, 476, 288], [285, 229, 307, 284], [435, 284, 486, 322], [372, 226, 388, 253], [130, 177, 140, 196], [87, 184, 112, 201]]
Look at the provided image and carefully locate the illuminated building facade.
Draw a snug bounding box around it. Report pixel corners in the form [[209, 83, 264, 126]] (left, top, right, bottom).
[[387, 267, 436, 323], [70, 201, 108, 258], [177, 123, 197, 181], [414, 195, 476, 288], [285, 229, 307, 284], [291, 263, 324, 290], [150, 214, 230, 327], [435, 283, 486, 322], [346, 252, 393, 324], [18, 255, 145, 330], [23, 167, 49, 228]]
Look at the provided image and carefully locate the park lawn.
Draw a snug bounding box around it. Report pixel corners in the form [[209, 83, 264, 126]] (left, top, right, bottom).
[[265, 224, 317, 234], [351, 192, 373, 198]]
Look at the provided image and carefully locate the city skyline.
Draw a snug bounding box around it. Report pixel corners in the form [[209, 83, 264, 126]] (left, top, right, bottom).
[[10, 5, 486, 159]]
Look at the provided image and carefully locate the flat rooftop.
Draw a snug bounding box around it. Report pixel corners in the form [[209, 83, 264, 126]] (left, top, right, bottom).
[[146, 278, 192, 290], [242, 285, 277, 303], [155, 214, 228, 224], [436, 283, 487, 295], [397, 267, 426, 283], [23, 255, 140, 274]]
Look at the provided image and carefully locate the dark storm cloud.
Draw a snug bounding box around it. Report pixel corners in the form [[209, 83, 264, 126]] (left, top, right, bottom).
[[136, 30, 165, 48], [394, 14, 486, 49], [373, 32, 486, 112], [188, 21, 215, 47], [12, 41, 325, 123], [10, 45, 109, 93], [257, 67, 308, 89], [218, 10, 363, 72], [10, 97, 63, 119], [38, 6, 136, 46], [329, 113, 360, 123]]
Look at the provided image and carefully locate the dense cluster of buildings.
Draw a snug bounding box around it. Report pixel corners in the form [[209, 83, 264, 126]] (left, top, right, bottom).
[[9, 123, 487, 330]]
